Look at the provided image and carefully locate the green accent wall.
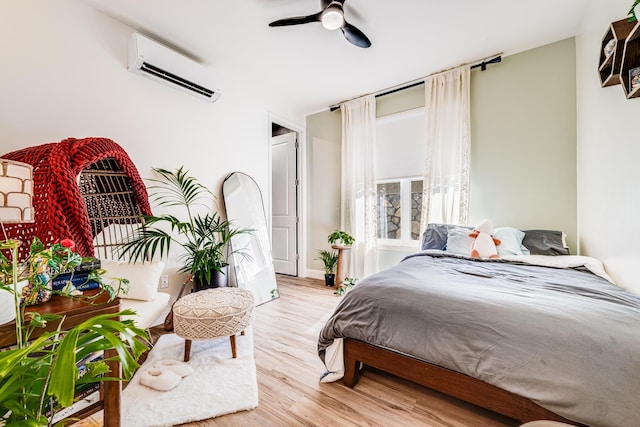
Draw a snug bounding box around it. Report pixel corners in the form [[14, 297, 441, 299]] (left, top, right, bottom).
[[470, 37, 577, 251], [305, 109, 342, 272], [305, 38, 577, 272]]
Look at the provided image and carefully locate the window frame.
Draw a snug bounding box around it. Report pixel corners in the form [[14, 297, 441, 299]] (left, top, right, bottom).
[[376, 176, 423, 249]]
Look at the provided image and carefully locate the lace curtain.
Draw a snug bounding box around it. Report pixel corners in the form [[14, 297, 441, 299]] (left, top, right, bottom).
[[420, 66, 471, 228], [340, 95, 378, 279]]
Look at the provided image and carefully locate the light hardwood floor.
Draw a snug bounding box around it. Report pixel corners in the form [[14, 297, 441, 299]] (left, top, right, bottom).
[[180, 275, 517, 427], [85, 275, 519, 426]]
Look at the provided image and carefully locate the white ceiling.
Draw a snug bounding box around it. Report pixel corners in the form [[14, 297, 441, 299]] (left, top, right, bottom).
[[81, 0, 589, 115]]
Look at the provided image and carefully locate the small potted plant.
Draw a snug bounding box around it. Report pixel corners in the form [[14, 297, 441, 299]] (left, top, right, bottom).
[[118, 167, 250, 291], [334, 276, 358, 296], [327, 230, 354, 285], [328, 230, 355, 249], [317, 249, 338, 287]]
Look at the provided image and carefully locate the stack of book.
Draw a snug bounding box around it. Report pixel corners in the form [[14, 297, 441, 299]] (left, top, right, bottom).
[[51, 257, 101, 291]]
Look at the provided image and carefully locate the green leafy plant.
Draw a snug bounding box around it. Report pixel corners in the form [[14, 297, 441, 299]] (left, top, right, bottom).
[[317, 249, 338, 275], [334, 276, 358, 296], [629, 0, 640, 21], [328, 230, 354, 247], [1, 238, 125, 304], [118, 167, 250, 286], [1, 237, 129, 346], [0, 238, 147, 426], [0, 310, 147, 425]]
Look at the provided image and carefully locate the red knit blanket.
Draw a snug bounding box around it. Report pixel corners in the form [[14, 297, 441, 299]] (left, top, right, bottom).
[[1, 137, 151, 260]]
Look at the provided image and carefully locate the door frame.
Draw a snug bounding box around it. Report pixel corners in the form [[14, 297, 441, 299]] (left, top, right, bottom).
[[268, 112, 305, 277]]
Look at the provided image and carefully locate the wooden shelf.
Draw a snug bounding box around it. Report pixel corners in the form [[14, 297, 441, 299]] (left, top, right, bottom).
[[0, 291, 122, 426], [620, 20, 640, 98], [598, 19, 636, 87]]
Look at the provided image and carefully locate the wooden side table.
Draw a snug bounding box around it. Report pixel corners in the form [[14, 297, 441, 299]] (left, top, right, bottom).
[[331, 244, 352, 285], [0, 290, 122, 427]]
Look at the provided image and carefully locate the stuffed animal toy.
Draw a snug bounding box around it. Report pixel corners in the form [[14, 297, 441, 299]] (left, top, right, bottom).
[[469, 219, 501, 259]]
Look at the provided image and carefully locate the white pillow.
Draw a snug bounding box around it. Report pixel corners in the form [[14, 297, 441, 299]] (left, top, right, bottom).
[[101, 259, 164, 301], [494, 227, 530, 257], [446, 227, 474, 256]]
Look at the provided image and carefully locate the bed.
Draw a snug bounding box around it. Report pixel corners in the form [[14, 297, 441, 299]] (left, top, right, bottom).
[[317, 225, 640, 427]]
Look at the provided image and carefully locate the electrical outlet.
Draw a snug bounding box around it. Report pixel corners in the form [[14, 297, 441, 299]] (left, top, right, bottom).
[[160, 275, 169, 289]]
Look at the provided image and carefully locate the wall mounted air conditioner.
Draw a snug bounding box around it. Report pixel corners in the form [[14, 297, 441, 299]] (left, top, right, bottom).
[[128, 32, 222, 103]]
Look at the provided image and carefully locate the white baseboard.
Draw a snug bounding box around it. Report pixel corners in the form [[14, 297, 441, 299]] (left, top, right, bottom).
[[304, 269, 325, 280]]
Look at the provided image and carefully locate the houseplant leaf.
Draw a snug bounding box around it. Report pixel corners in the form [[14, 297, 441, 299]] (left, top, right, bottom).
[[119, 167, 251, 288]]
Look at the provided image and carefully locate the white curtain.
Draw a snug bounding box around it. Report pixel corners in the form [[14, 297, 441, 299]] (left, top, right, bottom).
[[340, 95, 378, 279], [420, 66, 471, 228]]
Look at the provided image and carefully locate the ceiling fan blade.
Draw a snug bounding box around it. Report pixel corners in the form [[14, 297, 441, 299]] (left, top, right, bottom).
[[341, 22, 371, 48], [269, 12, 321, 27]]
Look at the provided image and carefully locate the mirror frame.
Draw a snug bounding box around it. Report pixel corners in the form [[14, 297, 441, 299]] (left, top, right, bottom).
[[223, 172, 279, 305]]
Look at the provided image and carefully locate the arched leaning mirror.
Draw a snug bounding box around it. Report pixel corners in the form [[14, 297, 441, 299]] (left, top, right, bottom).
[[223, 172, 279, 305]]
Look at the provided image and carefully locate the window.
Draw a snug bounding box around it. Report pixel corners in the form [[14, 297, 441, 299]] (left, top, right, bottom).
[[376, 108, 425, 246], [377, 178, 423, 243]]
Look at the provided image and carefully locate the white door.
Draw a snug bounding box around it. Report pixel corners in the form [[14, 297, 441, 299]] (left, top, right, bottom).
[[271, 132, 298, 275]]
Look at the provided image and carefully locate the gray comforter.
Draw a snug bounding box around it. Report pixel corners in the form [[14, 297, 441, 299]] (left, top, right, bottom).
[[318, 252, 640, 427]]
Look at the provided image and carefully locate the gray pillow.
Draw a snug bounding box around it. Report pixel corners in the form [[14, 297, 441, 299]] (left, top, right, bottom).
[[522, 230, 569, 256], [421, 223, 472, 251]]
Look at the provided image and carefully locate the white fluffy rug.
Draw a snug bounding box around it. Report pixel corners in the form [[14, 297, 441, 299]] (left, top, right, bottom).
[[122, 331, 258, 427]]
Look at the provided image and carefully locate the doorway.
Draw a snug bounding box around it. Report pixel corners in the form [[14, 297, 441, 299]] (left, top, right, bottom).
[[270, 117, 302, 276]]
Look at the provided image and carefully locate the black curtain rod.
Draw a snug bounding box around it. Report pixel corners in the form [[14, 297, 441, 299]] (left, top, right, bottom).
[[375, 80, 424, 100], [470, 55, 502, 71], [329, 55, 502, 112]]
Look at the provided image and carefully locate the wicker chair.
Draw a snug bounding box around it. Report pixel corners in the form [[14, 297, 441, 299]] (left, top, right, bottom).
[[1, 137, 151, 259], [1, 137, 169, 328]]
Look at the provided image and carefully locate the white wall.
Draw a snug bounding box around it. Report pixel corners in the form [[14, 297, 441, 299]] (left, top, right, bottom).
[[576, 0, 640, 294], [0, 0, 305, 299]]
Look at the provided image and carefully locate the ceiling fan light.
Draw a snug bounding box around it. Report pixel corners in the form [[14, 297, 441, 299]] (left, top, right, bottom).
[[321, 7, 344, 31]]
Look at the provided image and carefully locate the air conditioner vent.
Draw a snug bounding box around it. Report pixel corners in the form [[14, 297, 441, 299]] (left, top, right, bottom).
[[128, 32, 222, 103], [140, 62, 215, 99]]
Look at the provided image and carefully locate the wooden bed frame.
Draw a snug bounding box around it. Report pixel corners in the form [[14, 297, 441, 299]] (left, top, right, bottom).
[[343, 338, 583, 425]]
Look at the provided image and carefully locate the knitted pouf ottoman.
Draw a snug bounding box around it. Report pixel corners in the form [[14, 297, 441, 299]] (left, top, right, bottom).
[[172, 288, 255, 361]]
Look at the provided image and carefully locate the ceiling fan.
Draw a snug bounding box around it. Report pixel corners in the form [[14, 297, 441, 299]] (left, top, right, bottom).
[[269, 0, 371, 48]]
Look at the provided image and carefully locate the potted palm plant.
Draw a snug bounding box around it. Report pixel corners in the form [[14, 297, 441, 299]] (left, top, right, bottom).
[[0, 237, 147, 425], [118, 167, 250, 290], [317, 249, 338, 287]]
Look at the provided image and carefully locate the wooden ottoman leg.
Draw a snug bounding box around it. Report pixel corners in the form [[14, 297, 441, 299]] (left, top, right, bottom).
[[184, 339, 192, 362], [229, 334, 237, 359]]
